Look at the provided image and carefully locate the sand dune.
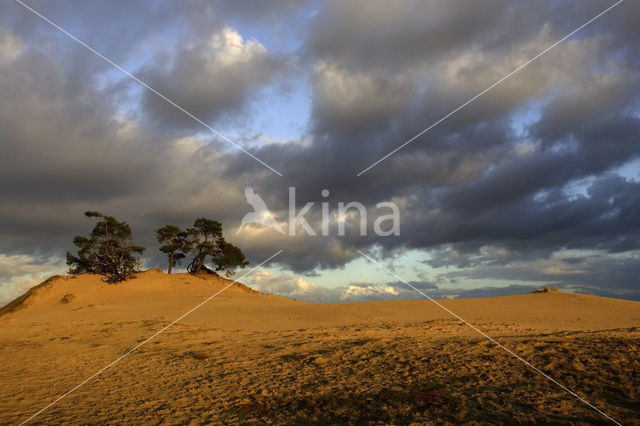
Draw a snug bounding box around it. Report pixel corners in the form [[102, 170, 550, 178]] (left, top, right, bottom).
[[0, 271, 638, 424]]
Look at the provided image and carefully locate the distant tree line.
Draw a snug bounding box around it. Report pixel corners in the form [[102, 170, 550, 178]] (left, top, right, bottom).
[[67, 211, 247, 283]]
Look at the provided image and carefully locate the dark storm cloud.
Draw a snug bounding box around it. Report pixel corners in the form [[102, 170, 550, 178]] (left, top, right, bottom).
[[307, 0, 553, 72], [0, 0, 301, 254], [139, 27, 288, 129], [1, 0, 640, 301], [437, 251, 640, 300], [229, 0, 640, 285]]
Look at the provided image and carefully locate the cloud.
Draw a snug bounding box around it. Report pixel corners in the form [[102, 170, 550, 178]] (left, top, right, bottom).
[[140, 26, 286, 129], [1, 0, 639, 301], [0, 254, 65, 306], [248, 269, 585, 302], [311, 61, 415, 135], [432, 250, 640, 300], [248, 270, 436, 302], [0, 26, 24, 61]]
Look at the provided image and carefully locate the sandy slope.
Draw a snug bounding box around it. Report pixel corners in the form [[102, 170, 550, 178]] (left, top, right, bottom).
[[0, 271, 638, 424]]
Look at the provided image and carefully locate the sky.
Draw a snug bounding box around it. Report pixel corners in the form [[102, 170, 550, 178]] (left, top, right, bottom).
[[1, 0, 639, 305]]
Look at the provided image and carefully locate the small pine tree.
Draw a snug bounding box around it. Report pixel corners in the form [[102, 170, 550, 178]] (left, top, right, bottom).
[[155, 225, 187, 274], [185, 218, 248, 276], [66, 211, 145, 283]]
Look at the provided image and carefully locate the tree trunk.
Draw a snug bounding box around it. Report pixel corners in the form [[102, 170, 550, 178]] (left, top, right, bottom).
[[195, 253, 205, 273], [168, 251, 174, 274], [194, 235, 208, 273]]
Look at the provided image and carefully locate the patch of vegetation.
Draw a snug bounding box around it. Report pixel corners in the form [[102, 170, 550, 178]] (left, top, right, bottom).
[[60, 293, 76, 304], [531, 285, 558, 293]]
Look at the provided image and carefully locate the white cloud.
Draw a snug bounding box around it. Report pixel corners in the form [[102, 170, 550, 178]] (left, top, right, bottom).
[[142, 25, 284, 125], [0, 27, 24, 62], [0, 254, 65, 306], [201, 27, 268, 67], [247, 270, 424, 302]]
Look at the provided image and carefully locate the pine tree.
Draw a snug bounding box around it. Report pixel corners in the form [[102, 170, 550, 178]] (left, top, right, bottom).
[[185, 218, 248, 276], [155, 225, 187, 274], [66, 211, 145, 283]]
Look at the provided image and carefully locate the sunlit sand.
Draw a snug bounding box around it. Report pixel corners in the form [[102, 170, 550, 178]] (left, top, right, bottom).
[[1, 271, 638, 423]]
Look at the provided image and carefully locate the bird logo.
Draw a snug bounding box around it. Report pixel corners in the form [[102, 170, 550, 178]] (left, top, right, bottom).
[[236, 186, 286, 235]]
